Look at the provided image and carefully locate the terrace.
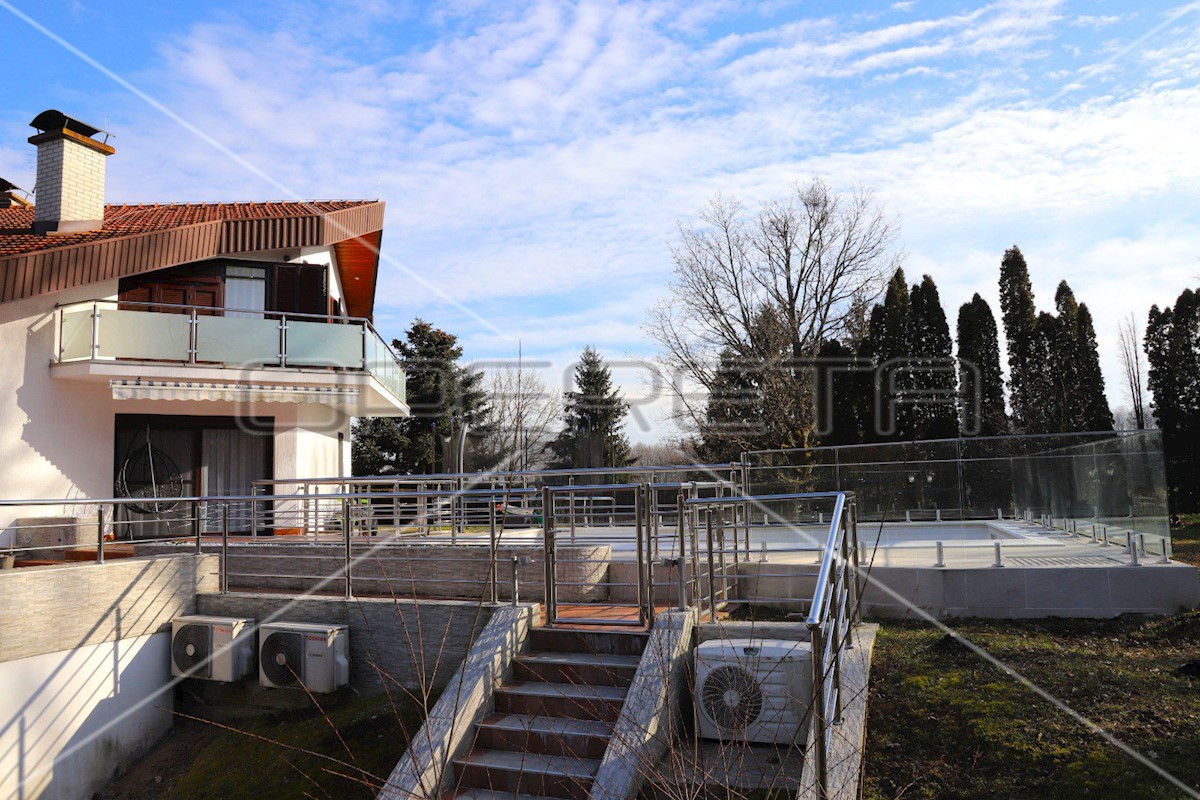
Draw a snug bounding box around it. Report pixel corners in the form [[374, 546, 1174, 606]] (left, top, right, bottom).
[[49, 297, 407, 411], [1, 431, 1196, 800]]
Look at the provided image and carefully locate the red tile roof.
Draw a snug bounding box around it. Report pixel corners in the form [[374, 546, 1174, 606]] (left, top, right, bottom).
[[0, 200, 385, 306], [0, 200, 376, 257]]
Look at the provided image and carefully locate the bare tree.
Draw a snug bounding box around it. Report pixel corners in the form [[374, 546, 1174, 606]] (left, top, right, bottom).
[[647, 178, 900, 449], [1117, 312, 1147, 430], [477, 360, 561, 471], [630, 439, 690, 466]]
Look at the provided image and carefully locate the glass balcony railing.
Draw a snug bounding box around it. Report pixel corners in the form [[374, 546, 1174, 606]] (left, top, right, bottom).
[[55, 299, 406, 405]]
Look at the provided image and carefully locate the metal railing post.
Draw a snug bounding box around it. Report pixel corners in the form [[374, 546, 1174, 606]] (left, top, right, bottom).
[[849, 499, 863, 624], [489, 500, 499, 605], [568, 475, 576, 544], [221, 502, 230, 594], [96, 506, 106, 564], [810, 624, 829, 800], [676, 491, 688, 608], [706, 509, 717, 622], [188, 307, 198, 364], [634, 484, 647, 626], [542, 486, 556, 625], [511, 556, 521, 606], [192, 499, 202, 554], [90, 301, 100, 359], [343, 497, 353, 598]]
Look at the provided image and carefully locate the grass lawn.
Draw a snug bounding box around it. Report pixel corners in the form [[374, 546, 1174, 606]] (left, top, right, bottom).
[[1172, 517, 1200, 568], [863, 613, 1200, 799], [100, 692, 426, 800]]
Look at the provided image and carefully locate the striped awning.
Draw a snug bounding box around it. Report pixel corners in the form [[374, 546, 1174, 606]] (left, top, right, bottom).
[[109, 380, 359, 404]]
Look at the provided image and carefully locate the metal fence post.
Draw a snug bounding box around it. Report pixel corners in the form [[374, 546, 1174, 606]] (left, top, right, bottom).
[[810, 624, 829, 800], [542, 486, 556, 625], [343, 497, 353, 598], [634, 484, 647, 626], [676, 491, 688, 608], [489, 500, 499, 605], [706, 509, 717, 622], [96, 506, 106, 564], [221, 502, 230, 594], [511, 556, 521, 606], [192, 499, 202, 554]]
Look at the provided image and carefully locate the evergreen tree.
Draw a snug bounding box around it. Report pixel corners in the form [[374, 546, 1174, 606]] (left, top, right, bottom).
[[869, 268, 914, 440], [351, 319, 488, 475], [998, 245, 1046, 433], [1042, 283, 1113, 432], [548, 347, 634, 469], [697, 348, 761, 462], [813, 339, 871, 446], [909, 275, 959, 440], [956, 294, 1007, 436], [1146, 289, 1200, 511], [1074, 302, 1114, 431]]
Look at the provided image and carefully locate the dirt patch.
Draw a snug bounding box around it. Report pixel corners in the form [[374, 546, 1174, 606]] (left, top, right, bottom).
[[99, 691, 426, 800]]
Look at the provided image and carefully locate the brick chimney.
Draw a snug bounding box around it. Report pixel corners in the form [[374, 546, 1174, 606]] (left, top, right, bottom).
[[27, 110, 115, 235]]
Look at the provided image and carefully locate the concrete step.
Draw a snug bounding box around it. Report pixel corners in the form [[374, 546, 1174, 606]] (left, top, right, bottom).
[[454, 749, 599, 800], [475, 713, 612, 759], [529, 627, 649, 657], [514, 651, 640, 687], [494, 682, 627, 722]]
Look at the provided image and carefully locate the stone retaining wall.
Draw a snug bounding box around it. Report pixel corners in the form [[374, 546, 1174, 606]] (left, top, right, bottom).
[[139, 541, 611, 602]]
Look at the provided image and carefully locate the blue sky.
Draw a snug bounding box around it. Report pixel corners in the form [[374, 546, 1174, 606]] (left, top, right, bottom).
[[2, 0, 1199, 442]]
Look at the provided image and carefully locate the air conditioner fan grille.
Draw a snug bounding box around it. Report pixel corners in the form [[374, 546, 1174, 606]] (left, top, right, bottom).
[[172, 624, 212, 678], [701, 664, 764, 730], [261, 631, 304, 687]]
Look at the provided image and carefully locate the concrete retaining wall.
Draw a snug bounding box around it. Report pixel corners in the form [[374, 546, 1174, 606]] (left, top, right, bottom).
[[0, 554, 218, 663], [197, 593, 504, 693], [141, 541, 611, 602], [590, 611, 694, 800], [378, 605, 535, 800], [0, 554, 216, 800], [731, 561, 1200, 619]]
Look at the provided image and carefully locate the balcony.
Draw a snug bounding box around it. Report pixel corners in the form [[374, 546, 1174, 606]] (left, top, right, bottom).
[[52, 299, 407, 412]]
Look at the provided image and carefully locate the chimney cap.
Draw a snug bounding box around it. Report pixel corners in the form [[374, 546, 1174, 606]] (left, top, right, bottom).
[[0, 177, 25, 194], [29, 109, 110, 140]]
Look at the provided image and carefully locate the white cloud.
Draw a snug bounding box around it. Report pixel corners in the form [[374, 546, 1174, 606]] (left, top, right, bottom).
[[9, 0, 1198, 441]]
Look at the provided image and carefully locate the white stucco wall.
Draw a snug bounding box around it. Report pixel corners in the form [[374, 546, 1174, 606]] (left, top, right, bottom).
[[0, 632, 172, 800], [0, 250, 358, 541]]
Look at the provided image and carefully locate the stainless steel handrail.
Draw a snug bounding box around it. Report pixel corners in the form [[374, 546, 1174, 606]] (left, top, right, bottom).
[[52, 297, 406, 401]]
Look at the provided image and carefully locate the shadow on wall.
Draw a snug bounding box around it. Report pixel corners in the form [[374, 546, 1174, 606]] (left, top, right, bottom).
[[0, 557, 211, 800], [10, 306, 114, 505]]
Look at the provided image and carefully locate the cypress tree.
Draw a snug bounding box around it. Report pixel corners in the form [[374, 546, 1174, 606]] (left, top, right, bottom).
[[549, 346, 634, 469], [956, 294, 1007, 436], [1043, 282, 1113, 432], [1146, 289, 1200, 511], [999, 246, 1045, 433], [909, 274, 958, 440], [1074, 301, 1114, 431], [869, 268, 914, 440]]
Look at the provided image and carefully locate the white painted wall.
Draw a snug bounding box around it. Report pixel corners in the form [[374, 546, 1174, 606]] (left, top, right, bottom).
[[0, 250, 358, 543], [0, 632, 172, 800]]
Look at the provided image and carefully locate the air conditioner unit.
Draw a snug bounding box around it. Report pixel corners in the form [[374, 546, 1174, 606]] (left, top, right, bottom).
[[171, 615, 256, 682], [695, 638, 813, 744], [258, 622, 350, 693]]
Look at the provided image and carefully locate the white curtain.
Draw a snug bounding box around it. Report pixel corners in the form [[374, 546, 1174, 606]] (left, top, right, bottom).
[[202, 428, 268, 532], [225, 265, 266, 318]]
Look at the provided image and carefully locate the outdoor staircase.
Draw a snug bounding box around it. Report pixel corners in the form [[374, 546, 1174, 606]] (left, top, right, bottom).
[[445, 627, 648, 800]]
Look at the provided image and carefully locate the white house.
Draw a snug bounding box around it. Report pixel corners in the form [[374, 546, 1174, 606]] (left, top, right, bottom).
[[0, 110, 408, 540]]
